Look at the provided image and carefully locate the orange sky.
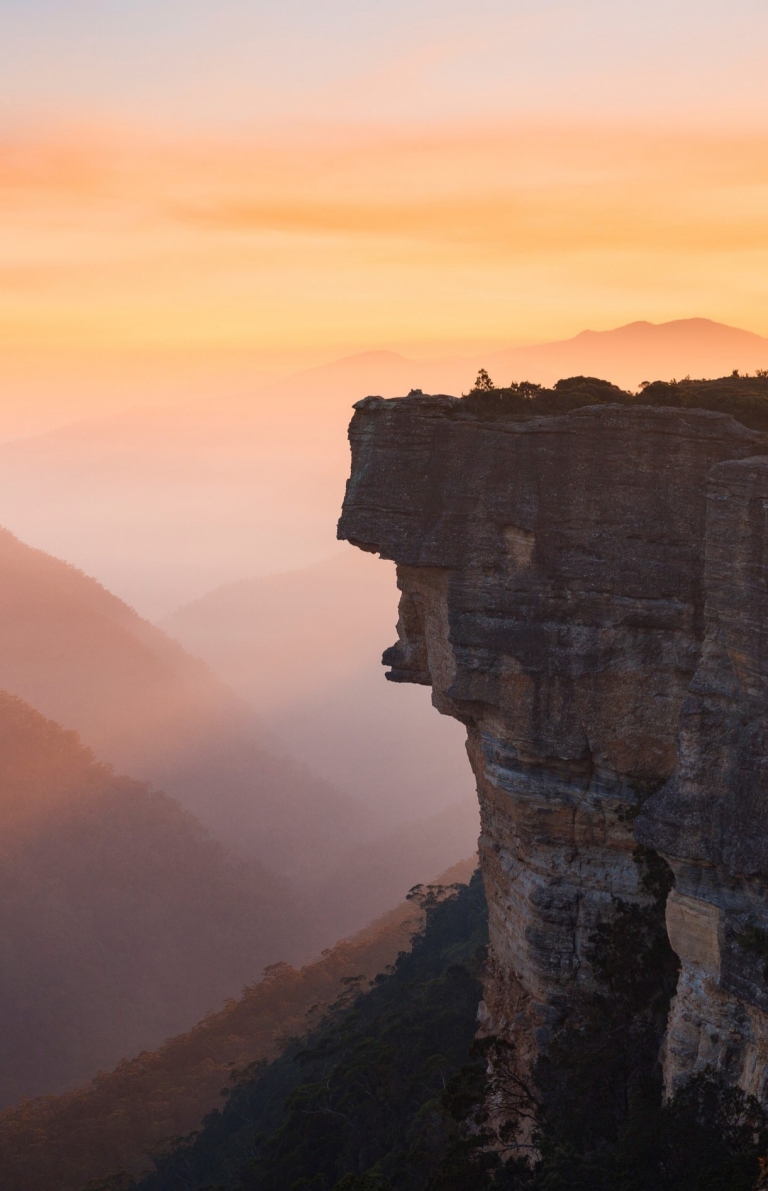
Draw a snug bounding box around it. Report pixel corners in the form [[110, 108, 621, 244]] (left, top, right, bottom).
[[1, 2, 768, 427], [3, 124, 768, 357]]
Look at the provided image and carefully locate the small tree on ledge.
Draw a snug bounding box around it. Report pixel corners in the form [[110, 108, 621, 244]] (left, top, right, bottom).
[[473, 368, 495, 391]]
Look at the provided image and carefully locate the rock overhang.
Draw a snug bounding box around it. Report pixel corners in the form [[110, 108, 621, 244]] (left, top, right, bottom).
[[339, 391, 768, 1102]]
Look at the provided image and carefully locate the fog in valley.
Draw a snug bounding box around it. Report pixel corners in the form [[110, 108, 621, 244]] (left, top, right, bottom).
[[3, 0, 768, 1182], [0, 319, 766, 1109]]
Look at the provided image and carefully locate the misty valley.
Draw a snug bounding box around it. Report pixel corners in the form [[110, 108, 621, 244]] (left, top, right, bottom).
[[2, 346, 768, 1191], [5, 0, 768, 1180]]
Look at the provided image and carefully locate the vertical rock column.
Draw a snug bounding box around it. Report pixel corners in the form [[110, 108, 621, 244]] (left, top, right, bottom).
[[638, 455, 768, 1100], [339, 393, 764, 1081]]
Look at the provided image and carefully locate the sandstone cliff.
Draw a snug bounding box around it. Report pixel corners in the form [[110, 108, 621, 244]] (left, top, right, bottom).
[[338, 391, 768, 1105], [637, 454, 768, 1099]]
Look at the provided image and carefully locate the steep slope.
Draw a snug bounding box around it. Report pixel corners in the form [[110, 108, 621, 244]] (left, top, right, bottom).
[[109, 872, 768, 1191], [0, 526, 478, 946], [308, 800, 479, 939], [130, 872, 489, 1191], [0, 526, 373, 880], [161, 550, 474, 826], [636, 455, 768, 1097], [0, 692, 313, 1107], [0, 858, 475, 1191]]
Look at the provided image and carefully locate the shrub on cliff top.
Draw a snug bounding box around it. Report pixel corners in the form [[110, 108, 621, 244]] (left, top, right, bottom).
[[461, 373, 768, 431]]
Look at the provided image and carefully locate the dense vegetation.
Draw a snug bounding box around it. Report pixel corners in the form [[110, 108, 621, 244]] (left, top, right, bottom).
[[461, 370, 768, 431], [91, 864, 768, 1191], [101, 874, 488, 1191], [0, 873, 454, 1191]]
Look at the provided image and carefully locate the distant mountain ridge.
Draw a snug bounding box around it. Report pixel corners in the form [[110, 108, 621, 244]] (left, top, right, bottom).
[[160, 550, 474, 825], [0, 524, 479, 947], [0, 317, 763, 616], [0, 691, 309, 1106], [485, 317, 768, 391], [0, 525, 372, 881]]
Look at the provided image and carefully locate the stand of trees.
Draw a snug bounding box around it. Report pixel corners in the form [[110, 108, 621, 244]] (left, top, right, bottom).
[[462, 372, 768, 431], [91, 867, 768, 1191]]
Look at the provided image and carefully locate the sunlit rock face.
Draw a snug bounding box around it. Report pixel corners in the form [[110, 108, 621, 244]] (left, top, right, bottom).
[[338, 392, 768, 1098]]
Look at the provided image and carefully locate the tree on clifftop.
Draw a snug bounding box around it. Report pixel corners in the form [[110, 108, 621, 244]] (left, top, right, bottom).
[[474, 368, 495, 391]]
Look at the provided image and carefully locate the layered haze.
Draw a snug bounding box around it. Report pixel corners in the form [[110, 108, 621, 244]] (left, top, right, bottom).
[[161, 550, 473, 824], [0, 528, 479, 1103], [0, 321, 764, 615], [2, 0, 768, 1128], [2, 1, 768, 440]]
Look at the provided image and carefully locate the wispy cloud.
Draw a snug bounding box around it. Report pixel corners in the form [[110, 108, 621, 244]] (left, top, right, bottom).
[[1, 124, 768, 352]]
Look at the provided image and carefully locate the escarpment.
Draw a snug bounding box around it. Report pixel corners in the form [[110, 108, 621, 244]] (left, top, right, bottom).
[[636, 455, 768, 1099], [338, 391, 768, 1105]]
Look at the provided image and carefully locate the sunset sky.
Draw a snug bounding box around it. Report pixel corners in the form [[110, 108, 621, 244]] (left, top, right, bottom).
[[2, 0, 768, 424]]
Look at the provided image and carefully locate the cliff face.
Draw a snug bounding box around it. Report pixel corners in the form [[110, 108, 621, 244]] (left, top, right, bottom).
[[637, 456, 768, 1098], [338, 393, 768, 1101]]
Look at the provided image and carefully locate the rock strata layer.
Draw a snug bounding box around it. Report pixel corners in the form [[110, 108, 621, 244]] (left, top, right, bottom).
[[338, 393, 768, 1101], [637, 455, 768, 1098]]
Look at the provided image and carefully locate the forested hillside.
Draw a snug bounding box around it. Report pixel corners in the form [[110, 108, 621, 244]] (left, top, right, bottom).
[[128, 871, 490, 1191], [95, 871, 768, 1191], [0, 692, 313, 1105], [0, 526, 478, 934], [0, 859, 474, 1191], [0, 527, 479, 1113], [0, 525, 372, 881]]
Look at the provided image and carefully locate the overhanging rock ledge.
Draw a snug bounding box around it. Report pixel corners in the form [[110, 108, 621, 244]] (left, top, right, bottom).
[[338, 392, 768, 1101]]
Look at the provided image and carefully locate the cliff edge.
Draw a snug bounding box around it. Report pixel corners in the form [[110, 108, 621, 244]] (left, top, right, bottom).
[[338, 391, 768, 1104]]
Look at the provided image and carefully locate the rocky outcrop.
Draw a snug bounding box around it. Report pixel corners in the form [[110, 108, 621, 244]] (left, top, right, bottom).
[[338, 392, 768, 1102]]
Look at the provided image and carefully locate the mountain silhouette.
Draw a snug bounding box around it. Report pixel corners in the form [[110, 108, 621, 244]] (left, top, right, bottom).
[[0, 691, 312, 1106], [0, 526, 478, 938], [0, 319, 763, 616], [486, 317, 768, 390], [161, 550, 474, 826], [0, 525, 374, 880]]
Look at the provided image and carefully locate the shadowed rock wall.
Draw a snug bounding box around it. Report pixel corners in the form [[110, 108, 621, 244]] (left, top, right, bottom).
[[637, 455, 768, 1098], [338, 392, 768, 1100]]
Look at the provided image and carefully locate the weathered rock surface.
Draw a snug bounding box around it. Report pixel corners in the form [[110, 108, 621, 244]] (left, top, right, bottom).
[[338, 392, 768, 1100], [637, 455, 768, 1099]]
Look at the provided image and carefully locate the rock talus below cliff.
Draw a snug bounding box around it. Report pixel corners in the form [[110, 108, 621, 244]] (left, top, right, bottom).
[[338, 392, 768, 1103]]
